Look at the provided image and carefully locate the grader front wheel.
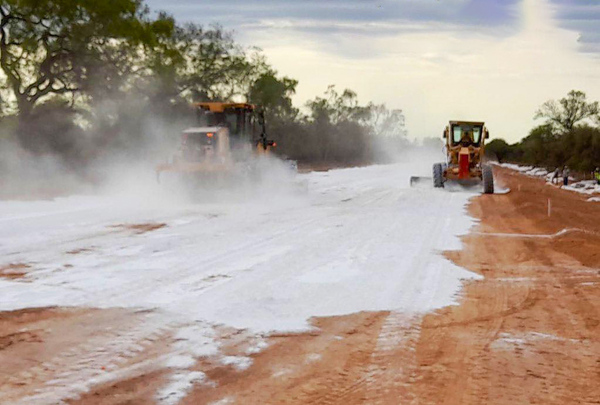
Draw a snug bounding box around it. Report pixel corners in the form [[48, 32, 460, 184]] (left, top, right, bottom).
[[433, 163, 444, 188]]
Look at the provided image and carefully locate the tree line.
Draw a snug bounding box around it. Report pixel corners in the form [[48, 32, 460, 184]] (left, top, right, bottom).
[[486, 90, 600, 173], [0, 0, 406, 180]]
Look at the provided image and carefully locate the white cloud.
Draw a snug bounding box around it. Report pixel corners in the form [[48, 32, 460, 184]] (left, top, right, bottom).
[[146, 0, 600, 142], [252, 0, 600, 142]]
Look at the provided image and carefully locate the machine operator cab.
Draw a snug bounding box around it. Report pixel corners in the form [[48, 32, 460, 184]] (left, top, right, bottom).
[[175, 103, 259, 164], [448, 122, 488, 148], [443, 121, 490, 166], [193, 102, 274, 157], [178, 126, 229, 164]]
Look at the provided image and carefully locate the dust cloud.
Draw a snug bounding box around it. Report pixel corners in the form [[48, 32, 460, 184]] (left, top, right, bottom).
[[0, 110, 301, 209]]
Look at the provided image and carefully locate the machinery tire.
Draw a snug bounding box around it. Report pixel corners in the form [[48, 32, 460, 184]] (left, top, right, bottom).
[[483, 164, 494, 194], [433, 163, 444, 188]]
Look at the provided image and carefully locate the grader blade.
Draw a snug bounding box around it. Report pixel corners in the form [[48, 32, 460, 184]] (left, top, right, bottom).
[[409, 176, 433, 188]]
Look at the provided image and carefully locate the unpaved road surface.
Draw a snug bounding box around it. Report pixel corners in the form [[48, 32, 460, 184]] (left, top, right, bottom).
[[417, 166, 600, 405], [1, 164, 599, 404]]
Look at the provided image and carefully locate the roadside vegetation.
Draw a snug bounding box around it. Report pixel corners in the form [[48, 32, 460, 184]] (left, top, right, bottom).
[[0, 0, 406, 188], [486, 90, 600, 173]]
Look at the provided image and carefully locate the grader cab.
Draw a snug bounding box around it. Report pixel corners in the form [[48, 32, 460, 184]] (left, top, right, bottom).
[[156, 103, 275, 181]]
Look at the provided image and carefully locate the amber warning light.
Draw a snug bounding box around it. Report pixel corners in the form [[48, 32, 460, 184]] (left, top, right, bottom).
[[206, 132, 214, 138]]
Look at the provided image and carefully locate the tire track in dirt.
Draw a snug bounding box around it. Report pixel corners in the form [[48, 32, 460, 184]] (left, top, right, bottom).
[[2, 311, 172, 405], [361, 190, 465, 404], [285, 190, 420, 405], [363, 312, 421, 405]]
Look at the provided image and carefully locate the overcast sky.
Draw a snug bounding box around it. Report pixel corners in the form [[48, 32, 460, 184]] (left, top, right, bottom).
[[145, 0, 600, 142]]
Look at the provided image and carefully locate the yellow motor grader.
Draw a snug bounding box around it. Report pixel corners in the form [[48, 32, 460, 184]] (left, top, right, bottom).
[[435, 120, 494, 194], [410, 120, 494, 194], [156, 102, 276, 183]]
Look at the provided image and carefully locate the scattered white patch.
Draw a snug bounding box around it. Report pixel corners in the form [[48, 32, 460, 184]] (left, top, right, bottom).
[[495, 277, 537, 282], [474, 228, 600, 239], [588, 197, 600, 202], [564, 180, 600, 195], [499, 163, 600, 195], [220, 356, 253, 371], [491, 331, 580, 351], [165, 355, 196, 369], [156, 371, 207, 405], [172, 324, 219, 358], [305, 353, 322, 363], [271, 367, 293, 378], [494, 186, 511, 194], [577, 268, 600, 274], [528, 168, 548, 177], [245, 336, 269, 355], [209, 397, 235, 405], [153, 322, 221, 404]]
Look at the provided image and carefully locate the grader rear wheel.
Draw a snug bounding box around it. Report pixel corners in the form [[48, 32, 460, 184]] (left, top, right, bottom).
[[483, 164, 494, 194]]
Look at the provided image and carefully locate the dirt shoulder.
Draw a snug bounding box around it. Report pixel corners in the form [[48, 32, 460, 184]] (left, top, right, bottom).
[[415, 166, 600, 404]]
